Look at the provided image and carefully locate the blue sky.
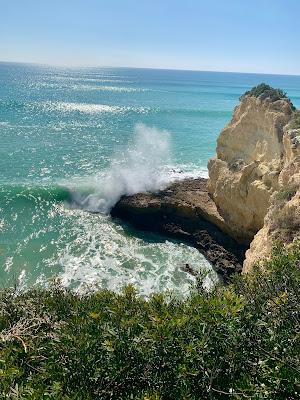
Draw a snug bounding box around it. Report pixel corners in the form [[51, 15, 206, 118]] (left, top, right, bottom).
[[1, 0, 300, 74]]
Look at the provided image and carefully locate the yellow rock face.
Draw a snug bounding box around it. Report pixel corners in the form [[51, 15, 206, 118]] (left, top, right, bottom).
[[208, 94, 300, 271], [243, 154, 300, 273]]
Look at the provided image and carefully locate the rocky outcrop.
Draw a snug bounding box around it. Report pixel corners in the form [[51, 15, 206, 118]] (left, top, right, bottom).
[[112, 84, 300, 277], [111, 179, 246, 282], [208, 85, 300, 270], [207, 94, 295, 244]]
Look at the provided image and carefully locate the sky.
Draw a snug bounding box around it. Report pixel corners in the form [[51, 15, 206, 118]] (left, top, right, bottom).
[[1, 0, 300, 75]]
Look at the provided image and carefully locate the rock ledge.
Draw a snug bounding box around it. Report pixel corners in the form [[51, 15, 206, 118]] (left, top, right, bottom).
[[111, 178, 247, 282]]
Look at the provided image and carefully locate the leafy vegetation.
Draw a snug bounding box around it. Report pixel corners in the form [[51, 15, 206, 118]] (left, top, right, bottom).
[[275, 185, 298, 202], [242, 83, 296, 109], [269, 187, 300, 241], [289, 110, 300, 130], [0, 243, 300, 399]]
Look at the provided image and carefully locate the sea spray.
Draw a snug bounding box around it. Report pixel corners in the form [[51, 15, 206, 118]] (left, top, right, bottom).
[[69, 123, 172, 213]]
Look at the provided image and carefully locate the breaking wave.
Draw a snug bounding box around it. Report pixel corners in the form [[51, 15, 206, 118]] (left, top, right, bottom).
[[68, 123, 172, 213]]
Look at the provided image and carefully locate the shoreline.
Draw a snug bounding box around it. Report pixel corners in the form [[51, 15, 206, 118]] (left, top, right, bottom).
[[111, 177, 247, 282]]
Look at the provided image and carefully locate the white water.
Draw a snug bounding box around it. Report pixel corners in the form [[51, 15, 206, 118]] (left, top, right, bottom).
[[47, 206, 216, 296], [69, 123, 173, 213]]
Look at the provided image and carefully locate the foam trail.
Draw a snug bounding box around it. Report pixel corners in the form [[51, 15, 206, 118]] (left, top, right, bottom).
[[70, 123, 171, 213]]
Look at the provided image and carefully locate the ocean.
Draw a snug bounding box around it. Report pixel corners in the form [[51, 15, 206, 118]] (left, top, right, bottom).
[[1, 62, 300, 295]]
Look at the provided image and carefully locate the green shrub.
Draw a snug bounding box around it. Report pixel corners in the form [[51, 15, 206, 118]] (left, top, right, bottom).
[[275, 185, 298, 202], [269, 187, 300, 241], [0, 243, 300, 399], [289, 110, 300, 130], [241, 83, 296, 110]]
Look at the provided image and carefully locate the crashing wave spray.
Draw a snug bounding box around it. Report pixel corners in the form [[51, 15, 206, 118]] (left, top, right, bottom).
[[70, 123, 171, 213]]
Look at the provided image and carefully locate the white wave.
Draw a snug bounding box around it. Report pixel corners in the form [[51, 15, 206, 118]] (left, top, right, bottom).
[[45, 207, 216, 296], [4, 196, 216, 296], [16, 269, 27, 292], [68, 123, 172, 213], [40, 101, 151, 115], [161, 164, 209, 181], [49, 102, 123, 114]]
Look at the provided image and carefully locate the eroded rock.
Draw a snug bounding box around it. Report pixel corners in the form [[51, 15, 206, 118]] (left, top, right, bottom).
[[111, 178, 246, 282], [208, 87, 300, 271], [207, 95, 294, 244]]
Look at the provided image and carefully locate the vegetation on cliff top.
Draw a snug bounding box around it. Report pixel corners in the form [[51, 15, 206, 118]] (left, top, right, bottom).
[[242, 83, 296, 110], [1, 243, 299, 399]]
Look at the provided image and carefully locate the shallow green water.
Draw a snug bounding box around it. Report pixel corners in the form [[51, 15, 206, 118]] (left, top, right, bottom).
[[1, 63, 300, 294]]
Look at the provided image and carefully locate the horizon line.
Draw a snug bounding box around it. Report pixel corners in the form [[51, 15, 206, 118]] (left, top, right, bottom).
[[1, 59, 300, 78]]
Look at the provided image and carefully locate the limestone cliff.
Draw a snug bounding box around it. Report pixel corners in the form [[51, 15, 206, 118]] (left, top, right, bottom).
[[112, 84, 300, 278], [244, 141, 300, 272], [208, 84, 300, 271]]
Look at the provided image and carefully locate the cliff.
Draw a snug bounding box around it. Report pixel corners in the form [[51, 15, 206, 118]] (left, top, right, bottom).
[[243, 140, 300, 271], [207, 84, 300, 271], [112, 84, 300, 277]]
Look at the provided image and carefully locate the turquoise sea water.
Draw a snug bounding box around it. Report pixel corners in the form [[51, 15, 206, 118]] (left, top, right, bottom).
[[1, 62, 300, 294]]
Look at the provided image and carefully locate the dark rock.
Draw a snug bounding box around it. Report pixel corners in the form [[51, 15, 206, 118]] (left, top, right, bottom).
[[111, 178, 247, 283]]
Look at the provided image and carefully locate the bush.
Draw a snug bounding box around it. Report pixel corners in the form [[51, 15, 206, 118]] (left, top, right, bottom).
[[0, 243, 300, 399], [241, 83, 296, 110], [271, 206, 300, 241], [289, 110, 300, 130], [275, 186, 298, 202], [269, 187, 300, 241]]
